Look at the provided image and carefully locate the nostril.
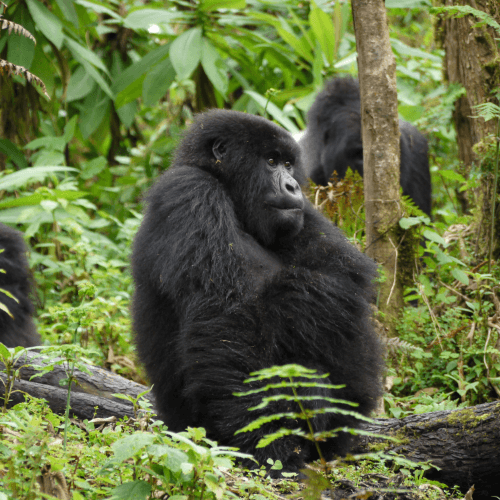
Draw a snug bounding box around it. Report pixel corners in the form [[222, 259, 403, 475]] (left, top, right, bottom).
[[285, 182, 297, 193]]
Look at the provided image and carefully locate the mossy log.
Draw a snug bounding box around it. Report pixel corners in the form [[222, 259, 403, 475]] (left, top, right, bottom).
[[355, 402, 500, 500]]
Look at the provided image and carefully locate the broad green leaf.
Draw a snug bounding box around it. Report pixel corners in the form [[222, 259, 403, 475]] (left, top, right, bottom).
[[7, 6, 35, 69], [0, 167, 77, 191], [0, 343, 12, 358], [113, 43, 171, 108], [399, 217, 422, 229], [142, 58, 176, 106], [116, 101, 137, 128], [65, 44, 113, 99], [399, 104, 424, 122], [66, 65, 96, 102], [80, 90, 110, 138], [334, 52, 357, 69], [423, 229, 446, 246], [109, 481, 151, 500], [40, 200, 59, 212], [391, 38, 441, 62], [163, 448, 189, 473], [25, 136, 66, 151], [26, 0, 64, 49], [64, 37, 110, 76], [276, 23, 313, 63], [170, 28, 202, 80], [112, 433, 155, 462], [75, 0, 122, 20], [54, 0, 79, 27], [309, 6, 335, 65], [80, 157, 107, 180], [451, 268, 469, 286], [29, 42, 55, 95], [245, 91, 299, 134], [200, 0, 245, 11], [201, 39, 228, 96], [0, 139, 28, 170], [0, 191, 89, 209], [124, 9, 182, 31], [33, 150, 65, 166], [63, 116, 79, 143]]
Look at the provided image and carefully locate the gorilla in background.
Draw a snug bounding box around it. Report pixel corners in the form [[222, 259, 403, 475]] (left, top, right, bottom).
[[0, 223, 40, 348], [300, 77, 431, 216], [132, 110, 384, 474]]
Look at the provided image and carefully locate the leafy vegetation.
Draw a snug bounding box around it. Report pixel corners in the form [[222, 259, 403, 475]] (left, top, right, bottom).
[[0, 0, 499, 498]]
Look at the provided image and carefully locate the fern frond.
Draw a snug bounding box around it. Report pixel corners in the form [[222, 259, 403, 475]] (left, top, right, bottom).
[[0, 16, 36, 43], [0, 59, 50, 99], [387, 337, 421, 352]]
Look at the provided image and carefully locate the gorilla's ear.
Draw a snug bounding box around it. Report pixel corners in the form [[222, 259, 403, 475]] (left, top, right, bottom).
[[212, 139, 226, 161]]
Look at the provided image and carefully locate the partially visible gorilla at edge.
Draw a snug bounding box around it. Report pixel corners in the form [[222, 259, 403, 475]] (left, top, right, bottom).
[[132, 109, 384, 474], [0, 223, 40, 348], [300, 77, 431, 216]]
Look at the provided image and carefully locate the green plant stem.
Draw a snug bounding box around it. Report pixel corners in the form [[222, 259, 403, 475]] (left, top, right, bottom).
[[63, 364, 75, 451], [290, 378, 326, 468], [488, 118, 500, 274]]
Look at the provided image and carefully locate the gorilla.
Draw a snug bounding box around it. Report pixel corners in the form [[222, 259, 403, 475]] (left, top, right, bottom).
[[300, 77, 431, 216], [131, 110, 384, 474], [0, 223, 40, 348]]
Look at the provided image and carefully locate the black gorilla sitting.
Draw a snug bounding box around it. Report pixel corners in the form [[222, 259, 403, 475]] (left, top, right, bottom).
[[132, 110, 383, 473], [300, 77, 431, 216], [0, 223, 40, 348]]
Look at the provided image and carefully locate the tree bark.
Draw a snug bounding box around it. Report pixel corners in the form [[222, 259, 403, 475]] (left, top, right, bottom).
[[351, 0, 403, 325], [355, 401, 500, 500], [436, 1, 500, 260]]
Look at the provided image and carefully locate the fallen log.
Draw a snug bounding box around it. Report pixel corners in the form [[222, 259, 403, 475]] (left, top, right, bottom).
[[0, 351, 154, 405], [355, 401, 500, 500], [0, 373, 136, 420], [0, 351, 153, 420]]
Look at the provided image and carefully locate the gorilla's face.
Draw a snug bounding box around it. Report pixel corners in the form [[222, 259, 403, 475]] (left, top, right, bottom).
[[257, 153, 304, 246], [212, 139, 305, 247]]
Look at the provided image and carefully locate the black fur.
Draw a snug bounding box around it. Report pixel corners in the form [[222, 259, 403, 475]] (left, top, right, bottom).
[[132, 109, 384, 473], [0, 223, 40, 348], [300, 77, 431, 216]]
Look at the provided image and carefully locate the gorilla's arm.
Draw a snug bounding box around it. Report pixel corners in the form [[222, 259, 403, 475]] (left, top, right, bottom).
[[132, 166, 246, 303]]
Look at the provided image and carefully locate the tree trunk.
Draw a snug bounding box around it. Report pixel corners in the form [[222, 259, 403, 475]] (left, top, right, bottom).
[[351, 0, 403, 327], [436, 1, 500, 261], [355, 401, 500, 500]]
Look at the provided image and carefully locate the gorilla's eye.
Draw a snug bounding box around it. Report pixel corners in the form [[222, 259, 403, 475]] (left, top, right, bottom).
[[268, 158, 276, 166], [284, 161, 291, 169]]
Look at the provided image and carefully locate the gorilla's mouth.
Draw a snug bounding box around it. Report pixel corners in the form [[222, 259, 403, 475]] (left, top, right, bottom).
[[266, 204, 303, 212]]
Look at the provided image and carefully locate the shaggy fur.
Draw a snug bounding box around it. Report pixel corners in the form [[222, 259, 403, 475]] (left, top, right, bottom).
[[0, 223, 40, 348], [132, 110, 384, 473], [300, 77, 431, 216]]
